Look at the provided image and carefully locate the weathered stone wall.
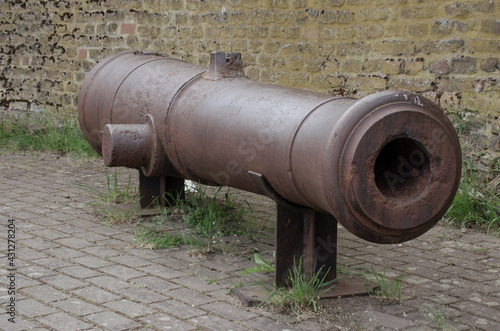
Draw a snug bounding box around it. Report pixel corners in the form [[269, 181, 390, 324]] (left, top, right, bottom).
[[1, 1, 499, 127]]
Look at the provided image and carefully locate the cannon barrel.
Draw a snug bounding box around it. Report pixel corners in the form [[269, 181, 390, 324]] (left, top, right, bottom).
[[78, 50, 461, 244]]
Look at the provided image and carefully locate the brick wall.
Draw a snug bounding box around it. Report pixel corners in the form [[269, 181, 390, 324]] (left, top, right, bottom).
[[1, 0, 499, 124]]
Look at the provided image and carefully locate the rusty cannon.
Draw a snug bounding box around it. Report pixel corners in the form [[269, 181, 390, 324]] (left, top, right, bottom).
[[78, 50, 461, 291]]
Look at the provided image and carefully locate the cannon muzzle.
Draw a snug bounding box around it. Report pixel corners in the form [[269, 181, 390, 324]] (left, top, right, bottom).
[[78, 51, 461, 245]]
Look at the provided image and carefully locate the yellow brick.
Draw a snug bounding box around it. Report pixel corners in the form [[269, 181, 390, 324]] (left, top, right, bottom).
[[245, 66, 261, 80], [342, 59, 364, 73], [348, 75, 387, 92]]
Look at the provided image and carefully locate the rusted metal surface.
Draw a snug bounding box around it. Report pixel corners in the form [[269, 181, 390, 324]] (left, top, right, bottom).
[[250, 170, 337, 286], [138, 172, 184, 209], [78, 50, 461, 246]]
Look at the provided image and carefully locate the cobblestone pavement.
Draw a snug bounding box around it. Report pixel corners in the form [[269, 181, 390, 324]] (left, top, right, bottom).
[[0, 152, 499, 330]]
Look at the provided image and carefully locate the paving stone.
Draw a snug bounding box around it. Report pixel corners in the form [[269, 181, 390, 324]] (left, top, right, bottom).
[[3, 153, 500, 331], [15, 247, 48, 261], [456, 314, 498, 330], [46, 246, 87, 259], [201, 301, 258, 321], [18, 265, 57, 279], [295, 319, 332, 330], [442, 278, 494, 295], [22, 285, 70, 303], [173, 275, 224, 293], [139, 313, 197, 331], [110, 232, 136, 242], [52, 223, 87, 235], [130, 275, 179, 292], [33, 257, 74, 270], [16, 298, 56, 318], [104, 299, 156, 318], [48, 212, 78, 222], [351, 309, 416, 329], [242, 316, 296, 331], [0, 285, 23, 304], [73, 255, 114, 269], [427, 293, 462, 305], [167, 249, 205, 263], [86, 275, 131, 292], [165, 288, 216, 306], [64, 218, 103, 229], [100, 264, 147, 280], [90, 226, 126, 236], [23, 216, 63, 227], [73, 231, 110, 242], [72, 285, 121, 304], [110, 254, 154, 267], [139, 264, 186, 280], [450, 300, 500, 323], [189, 314, 247, 331], [84, 311, 142, 330], [199, 259, 242, 273], [52, 298, 103, 316], [82, 245, 123, 257], [152, 300, 206, 319], [395, 264, 453, 282], [206, 288, 242, 303], [42, 274, 87, 290], [22, 237, 60, 250], [122, 286, 169, 304], [16, 274, 43, 290], [94, 238, 130, 249], [34, 228, 71, 240], [127, 248, 171, 261], [0, 314, 42, 331], [55, 237, 94, 249], [38, 312, 91, 330], [58, 265, 102, 279], [190, 265, 228, 280]]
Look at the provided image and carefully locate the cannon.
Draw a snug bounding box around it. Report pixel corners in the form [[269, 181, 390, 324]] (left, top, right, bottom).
[[78, 51, 461, 291]]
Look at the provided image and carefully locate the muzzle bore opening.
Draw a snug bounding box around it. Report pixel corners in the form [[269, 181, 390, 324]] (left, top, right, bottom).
[[374, 137, 431, 200]]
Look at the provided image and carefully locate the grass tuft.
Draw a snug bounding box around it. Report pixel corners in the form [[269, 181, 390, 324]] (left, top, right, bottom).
[[241, 254, 337, 317], [365, 265, 406, 302], [135, 225, 186, 249], [445, 156, 500, 234], [82, 169, 142, 224], [424, 301, 456, 331], [0, 109, 97, 157], [152, 185, 260, 250]]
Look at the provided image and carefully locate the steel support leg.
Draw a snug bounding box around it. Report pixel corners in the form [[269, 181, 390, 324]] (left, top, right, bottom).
[[139, 171, 185, 208], [275, 204, 337, 287]]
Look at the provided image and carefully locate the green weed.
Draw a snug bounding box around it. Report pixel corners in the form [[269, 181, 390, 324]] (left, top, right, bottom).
[[337, 263, 366, 279], [84, 168, 141, 224], [156, 185, 259, 250], [97, 202, 142, 225], [0, 109, 97, 157], [242, 254, 336, 316], [445, 156, 500, 234], [366, 265, 406, 302], [424, 302, 456, 331], [135, 225, 186, 249], [99, 168, 138, 204], [241, 253, 276, 275]]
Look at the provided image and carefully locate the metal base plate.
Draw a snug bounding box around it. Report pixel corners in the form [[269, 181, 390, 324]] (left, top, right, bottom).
[[231, 275, 378, 307]]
